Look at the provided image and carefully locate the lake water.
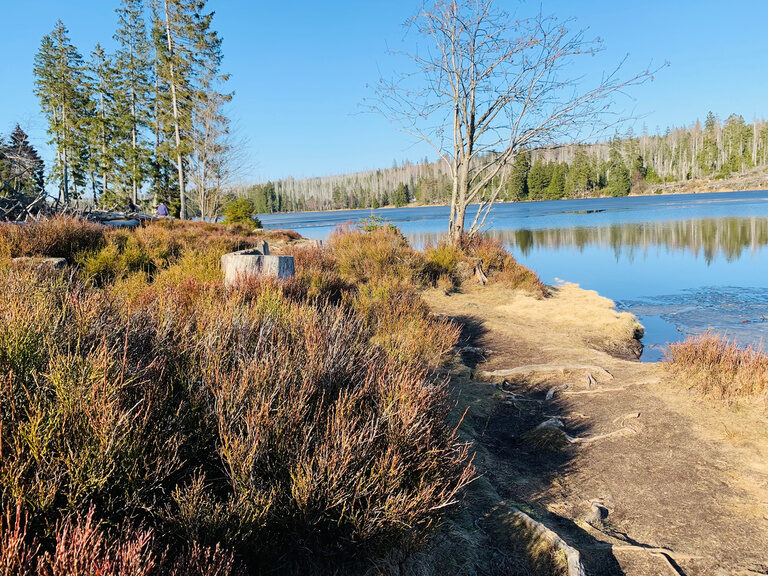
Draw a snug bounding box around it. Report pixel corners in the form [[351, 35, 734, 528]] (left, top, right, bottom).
[[259, 191, 768, 361]]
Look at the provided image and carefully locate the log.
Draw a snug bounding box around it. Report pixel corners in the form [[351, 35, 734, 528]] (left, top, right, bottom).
[[221, 245, 294, 288]]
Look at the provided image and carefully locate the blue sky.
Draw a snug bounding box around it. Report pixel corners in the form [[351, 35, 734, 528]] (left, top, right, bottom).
[[2, 1, 767, 183]]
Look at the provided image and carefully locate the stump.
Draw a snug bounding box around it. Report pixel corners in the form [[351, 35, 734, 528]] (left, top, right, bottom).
[[221, 244, 294, 288]]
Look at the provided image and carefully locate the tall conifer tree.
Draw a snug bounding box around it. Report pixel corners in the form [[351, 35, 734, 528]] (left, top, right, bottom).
[[153, 0, 228, 219], [33, 21, 90, 203], [114, 0, 152, 205]]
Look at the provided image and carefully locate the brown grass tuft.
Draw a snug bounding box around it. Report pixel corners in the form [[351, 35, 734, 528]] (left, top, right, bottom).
[[665, 333, 768, 402]]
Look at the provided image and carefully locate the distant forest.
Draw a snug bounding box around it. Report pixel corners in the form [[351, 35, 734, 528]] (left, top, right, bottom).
[[238, 112, 768, 213]]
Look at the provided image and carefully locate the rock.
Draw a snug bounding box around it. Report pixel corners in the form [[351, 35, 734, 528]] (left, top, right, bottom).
[[588, 502, 610, 525], [12, 257, 67, 270], [221, 245, 294, 288], [102, 219, 141, 228]]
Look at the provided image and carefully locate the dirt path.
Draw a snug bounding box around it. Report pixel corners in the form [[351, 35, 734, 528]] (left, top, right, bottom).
[[426, 283, 768, 576]]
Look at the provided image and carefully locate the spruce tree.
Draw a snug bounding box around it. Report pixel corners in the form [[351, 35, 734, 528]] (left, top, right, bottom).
[[34, 21, 90, 203], [507, 151, 530, 200], [606, 148, 631, 197], [152, 0, 229, 219], [0, 126, 45, 197], [114, 0, 153, 205], [86, 44, 120, 204]]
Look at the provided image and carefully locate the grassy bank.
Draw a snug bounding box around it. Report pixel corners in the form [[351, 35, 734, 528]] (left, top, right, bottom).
[[665, 333, 768, 403], [0, 217, 543, 574]]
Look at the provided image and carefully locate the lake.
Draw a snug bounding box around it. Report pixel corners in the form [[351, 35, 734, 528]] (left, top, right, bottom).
[[259, 190, 768, 361]]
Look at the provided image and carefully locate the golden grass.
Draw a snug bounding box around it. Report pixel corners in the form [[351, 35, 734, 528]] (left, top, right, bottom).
[[498, 282, 643, 350], [665, 333, 768, 402]]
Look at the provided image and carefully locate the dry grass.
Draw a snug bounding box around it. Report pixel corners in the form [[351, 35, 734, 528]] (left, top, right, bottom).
[[424, 235, 547, 297], [665, 333, 768, 402]]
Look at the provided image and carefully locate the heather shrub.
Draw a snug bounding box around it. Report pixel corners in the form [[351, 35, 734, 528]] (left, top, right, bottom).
[[424, 242, 461, 279], [459, 234, 509, 272], [285, 243, 349, 302], [665, 333, 768, 402], [330, 225, 426, 285], [0, 262, 472, 573], [0, 217, 106, 262]]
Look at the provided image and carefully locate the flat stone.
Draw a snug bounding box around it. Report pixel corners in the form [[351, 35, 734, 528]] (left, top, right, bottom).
[[12, 257, 67, 270]]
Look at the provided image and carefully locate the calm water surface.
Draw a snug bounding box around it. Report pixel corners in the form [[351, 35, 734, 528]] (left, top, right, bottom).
[[260, 191, 768, 361]]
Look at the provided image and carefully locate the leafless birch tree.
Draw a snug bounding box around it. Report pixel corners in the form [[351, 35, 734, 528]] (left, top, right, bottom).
[[373, 0, 657, 243]]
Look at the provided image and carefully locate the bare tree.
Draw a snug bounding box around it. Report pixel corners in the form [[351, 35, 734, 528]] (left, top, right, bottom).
[[373, 0, 658, 243], [188, 92, 249, 222]]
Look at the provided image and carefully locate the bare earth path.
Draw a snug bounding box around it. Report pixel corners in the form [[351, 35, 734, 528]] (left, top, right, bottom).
[[426, 283, 768, 576]]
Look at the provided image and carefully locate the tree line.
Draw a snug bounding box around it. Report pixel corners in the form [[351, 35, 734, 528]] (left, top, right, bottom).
[[240, 112, 768, 214], [32, 0, 232, 219]]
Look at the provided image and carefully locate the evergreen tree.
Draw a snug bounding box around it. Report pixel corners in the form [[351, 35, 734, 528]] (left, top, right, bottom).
[[506, 151, 530, 200], [698, 111, 719, 175], [527, 160, 551, 199], [393, 183, 410, 207], [114, 0, 153, 205], [86, 44, 120, 204], [544, 163, 567, 200], [34, 21, 91, 202], [606, 148, 631, 197], [564, 148, 593, 197], [154, 0, 228, 219], [0, 126, 45, 197]]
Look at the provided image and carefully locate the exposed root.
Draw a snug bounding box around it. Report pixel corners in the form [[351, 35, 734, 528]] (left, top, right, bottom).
[[533, 413, 640, 445], [510, 507, 587, 576], [546, 384, 569, 400], [583, 517, 702, 574], [475, 364, 614, 384], [563, 386, 634, 396]]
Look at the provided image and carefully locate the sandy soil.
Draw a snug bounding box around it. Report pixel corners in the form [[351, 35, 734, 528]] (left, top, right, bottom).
[[419, 282, 768, 576]]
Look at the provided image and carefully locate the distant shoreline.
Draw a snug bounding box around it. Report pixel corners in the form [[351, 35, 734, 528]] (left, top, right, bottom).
[[258, 176, 768, 217]]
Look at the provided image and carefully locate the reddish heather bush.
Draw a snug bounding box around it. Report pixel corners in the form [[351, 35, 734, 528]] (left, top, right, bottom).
[[285, 243, 350, 302], [665, 333, 768, 402], [0, 217, 105, 262], [41, 509, 156, 576], [0, 503, 38, 576]]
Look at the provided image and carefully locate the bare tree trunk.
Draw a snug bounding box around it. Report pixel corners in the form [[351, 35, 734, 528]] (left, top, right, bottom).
[[164, 0, 186, 219], [130, 41, 138, 205], [62, 108, 69, 203]]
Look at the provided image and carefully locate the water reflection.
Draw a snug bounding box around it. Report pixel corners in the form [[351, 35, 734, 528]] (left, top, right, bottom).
[[407, 217, 768, 265]]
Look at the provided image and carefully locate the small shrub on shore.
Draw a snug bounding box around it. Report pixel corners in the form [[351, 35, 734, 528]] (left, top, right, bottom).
[[665, 333, 768, 402], [424, 235, 547, 296], [330, 225, 426, 285]]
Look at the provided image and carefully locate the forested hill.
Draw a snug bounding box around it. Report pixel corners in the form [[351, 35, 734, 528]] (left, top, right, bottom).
[[238, 112, 768, 213]]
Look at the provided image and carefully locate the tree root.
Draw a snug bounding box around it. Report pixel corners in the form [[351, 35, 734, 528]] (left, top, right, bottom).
[[510, 507, 587, 576], [534, 413, 640, 445], [583, 516, 702, 575], [546, 384, 569, 400], [475, 364, 614, 384]]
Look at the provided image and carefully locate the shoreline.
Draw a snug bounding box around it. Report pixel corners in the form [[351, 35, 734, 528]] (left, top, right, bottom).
[[423, 280, 768, 575], [258, 176, 768, 218]]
